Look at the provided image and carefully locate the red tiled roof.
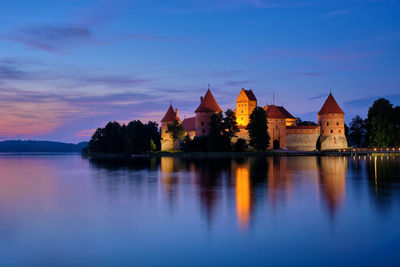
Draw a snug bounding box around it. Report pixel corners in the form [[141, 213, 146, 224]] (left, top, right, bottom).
[[243, 89, 257, 101], [161, 105, 180, 122], [318, 93, 344, 115], [287, 125, 319, 129], [181, 117, 196, 132], [195, 89, 222, 113], [264, 105, 287, 119], [277, 106, 296, 119]]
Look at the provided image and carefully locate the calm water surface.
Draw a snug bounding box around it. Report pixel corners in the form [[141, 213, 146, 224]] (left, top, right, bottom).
[[0, 154, 399, 266]]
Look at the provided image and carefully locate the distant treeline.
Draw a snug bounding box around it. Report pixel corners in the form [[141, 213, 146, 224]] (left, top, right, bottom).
[[0, 140, 88, 153], [348, 98, 400, 147], [83, 121, 161, 155]]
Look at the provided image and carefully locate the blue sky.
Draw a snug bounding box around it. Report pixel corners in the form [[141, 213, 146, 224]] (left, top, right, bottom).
[[0, 0, 399, 142]]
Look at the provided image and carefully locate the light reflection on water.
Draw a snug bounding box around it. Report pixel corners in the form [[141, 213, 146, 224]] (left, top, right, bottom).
[[0, 154, 399, 266]]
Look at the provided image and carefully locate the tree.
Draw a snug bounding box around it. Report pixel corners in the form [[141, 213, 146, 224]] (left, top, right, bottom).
[[182, 134, 192, 152], [103, 121, 124, 153], [366, 98, 395, 147], [246, 107, 270, 151], [208, 112, 230, 151], [296, 118, 317, 126], [223, 109, 240, 141], [87, 127, 106, 153], [394, 106, 400, 146], [166, 120, 185, 150], [349, 115, 367, 147], [233, 138, 247, 152]]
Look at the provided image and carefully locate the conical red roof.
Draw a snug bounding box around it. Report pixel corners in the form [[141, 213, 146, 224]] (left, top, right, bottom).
[[195, 89, 222, 113], [264, 105, 287, 119], [161, 105, 180, 122], [318, 93, 344, 115]]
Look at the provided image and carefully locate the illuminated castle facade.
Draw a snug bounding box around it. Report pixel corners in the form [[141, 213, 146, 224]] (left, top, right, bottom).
[[161, 88, 347, 151]]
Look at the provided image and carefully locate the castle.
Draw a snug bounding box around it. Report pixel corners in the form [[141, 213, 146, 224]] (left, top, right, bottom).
[[161, 88, 348, 151]]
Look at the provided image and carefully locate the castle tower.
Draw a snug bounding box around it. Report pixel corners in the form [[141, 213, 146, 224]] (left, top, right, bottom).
[[264, 105, 287, 149], [317, 93, 348, 150], [236, 88, 257, 127], [195, 89, 222, 136], [161, 105, 180, 151]]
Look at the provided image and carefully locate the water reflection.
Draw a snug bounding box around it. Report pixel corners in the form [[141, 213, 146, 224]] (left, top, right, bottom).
[[86, 155, 400, 230], [235, 164, 250, 229], [1, 155, 400, 265], [318, 157, 347, 216]]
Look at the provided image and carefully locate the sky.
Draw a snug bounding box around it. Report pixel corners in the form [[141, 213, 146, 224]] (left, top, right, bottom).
[[0, 0, 399, 143]]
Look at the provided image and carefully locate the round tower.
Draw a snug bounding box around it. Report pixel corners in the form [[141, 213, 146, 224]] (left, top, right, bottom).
[[317, 93, 348, 150], [194, 89, 222, 137], [161, 105, 180, 151]]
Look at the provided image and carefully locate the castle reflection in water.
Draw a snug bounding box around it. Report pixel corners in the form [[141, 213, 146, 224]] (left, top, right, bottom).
[[88, 155, 400, 231]]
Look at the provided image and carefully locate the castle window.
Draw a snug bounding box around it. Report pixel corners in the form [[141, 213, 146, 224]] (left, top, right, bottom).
[[336, 122, 339, 126], [327, 122, 329, 126], [201, 121, 204, 126], [339, 130, 341, 133], [331, 130, 333, 133], [276, 126, 278, 130], [241, 110, 243, 113]]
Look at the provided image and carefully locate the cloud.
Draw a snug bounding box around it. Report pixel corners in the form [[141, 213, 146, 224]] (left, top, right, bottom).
[[322, 7, 359, 18], [297, 72, 324, 77], [0, 25, 107, 53], [254, 48, 381, 62], [344, 94, 400, 108], [164, 0, 307, 13], [0, 64, 28, 80], [307, 94, 328, 100], [224, 80, 253, 86], [210, 70, 244, 78], [121, 33, 185, 43]]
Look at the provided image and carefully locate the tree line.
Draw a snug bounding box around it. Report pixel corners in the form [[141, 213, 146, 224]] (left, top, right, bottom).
[[348, 98, 400, 147], [83, 121, 161, 154]]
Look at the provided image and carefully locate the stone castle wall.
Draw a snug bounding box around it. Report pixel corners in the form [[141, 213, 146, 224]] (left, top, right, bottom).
[[319, 135, 348, 151], [286, 133, 320, 151]]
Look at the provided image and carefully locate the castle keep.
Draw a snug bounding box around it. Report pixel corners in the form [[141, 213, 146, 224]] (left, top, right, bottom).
[[161, 88, 348, 151]]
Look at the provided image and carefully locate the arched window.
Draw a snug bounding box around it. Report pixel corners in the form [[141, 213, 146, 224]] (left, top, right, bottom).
[[201, 121, 204, 126], [336, 122, 339, 126], [331, 130, 333, 133], [327, 122, 329, 126]]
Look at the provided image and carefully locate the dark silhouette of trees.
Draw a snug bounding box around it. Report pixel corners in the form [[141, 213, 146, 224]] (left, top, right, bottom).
[[366, 98, 397, 147], [223, 109, 240, 140], [86, 120, 161, 154], [246, 107, 270, 151], [233, 138, 247, 152], [208, 112, 230, 151], [296, 118, 317, 126], [349, 115, 367, 147]]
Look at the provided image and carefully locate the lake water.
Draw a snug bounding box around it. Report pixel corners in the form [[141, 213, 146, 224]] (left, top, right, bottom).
[[0, 154, 399, 266]]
